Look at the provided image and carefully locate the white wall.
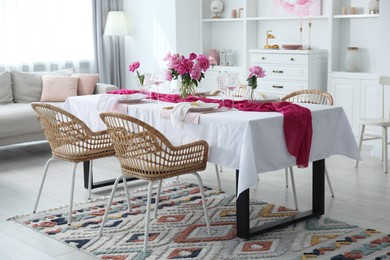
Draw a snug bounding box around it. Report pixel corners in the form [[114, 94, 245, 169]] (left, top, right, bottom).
[[123, 0, 201, 89], [123, 0, 176, 88]]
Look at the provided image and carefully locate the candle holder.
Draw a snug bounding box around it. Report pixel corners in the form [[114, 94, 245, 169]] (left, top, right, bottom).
[[299, 27, 303, 48], [308, 21, 312, 50]]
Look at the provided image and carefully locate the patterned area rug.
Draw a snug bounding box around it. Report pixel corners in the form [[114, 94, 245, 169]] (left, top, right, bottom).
[[10, 182, 390, 259]]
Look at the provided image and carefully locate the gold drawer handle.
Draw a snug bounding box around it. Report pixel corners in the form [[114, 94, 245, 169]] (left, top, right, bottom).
[[272, 70, 284, 73], [272, 85, 284, 89]]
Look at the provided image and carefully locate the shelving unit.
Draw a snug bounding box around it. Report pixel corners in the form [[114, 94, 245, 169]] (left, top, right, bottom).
[[200, 0, 379, 74]]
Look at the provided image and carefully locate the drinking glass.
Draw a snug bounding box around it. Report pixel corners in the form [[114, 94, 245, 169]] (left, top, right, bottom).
[[150, 70, 165, 102], [138, 73, 151, 98], [216, 71, 228, 108], [225, 73, 240, 110]]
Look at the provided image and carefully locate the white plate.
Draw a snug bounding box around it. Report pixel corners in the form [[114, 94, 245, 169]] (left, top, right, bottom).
[[188, 102, 219, 112], [118, 94, 147, 103]]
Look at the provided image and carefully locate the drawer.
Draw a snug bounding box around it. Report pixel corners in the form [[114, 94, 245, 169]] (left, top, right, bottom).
[[250, 53, 309, 65], [257, 80, 308, 95], [259, 64, 308, 80]]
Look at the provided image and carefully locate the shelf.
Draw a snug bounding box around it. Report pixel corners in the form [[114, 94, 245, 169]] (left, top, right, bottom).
[[333, 14, 379, 19], [202, 18, 245, 22], [246, 15, 329, 21]]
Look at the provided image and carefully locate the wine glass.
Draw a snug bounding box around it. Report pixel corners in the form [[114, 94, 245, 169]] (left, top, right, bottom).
[[225, 73, 240, 110], [217, 71, 228, 109], [150, 70, 165, 102]]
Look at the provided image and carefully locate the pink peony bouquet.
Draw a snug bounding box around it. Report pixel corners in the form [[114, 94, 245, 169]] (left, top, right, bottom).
[[164, 52, 211, 98]]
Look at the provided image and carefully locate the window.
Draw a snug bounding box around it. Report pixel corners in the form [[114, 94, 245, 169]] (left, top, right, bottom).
[[0, 0, 95, 72]]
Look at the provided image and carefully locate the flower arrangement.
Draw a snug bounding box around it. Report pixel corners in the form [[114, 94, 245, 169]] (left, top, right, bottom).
[[246, 65, 266, 100], [129, 61, 145, 85], [164, 52, 211, 98]]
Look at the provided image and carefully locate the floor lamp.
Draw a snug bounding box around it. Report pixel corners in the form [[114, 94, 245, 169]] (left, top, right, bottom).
[[104, 11, 128, 86]]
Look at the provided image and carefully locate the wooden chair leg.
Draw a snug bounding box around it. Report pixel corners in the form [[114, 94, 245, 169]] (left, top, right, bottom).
[[192, 172, 211, 235], [67, 163, 78, 225], [154, 180, 162, 219], [214, 164, 222, 192], [122, 175, 131, 211], [33, 157, 55, 213], [289, 167, 298, 210], [99, 176, 122, 236], [143, 181, 154, 252], [383, 127, 388, 173], [356, 124, 365, 168], [284, 168, 289, 187]]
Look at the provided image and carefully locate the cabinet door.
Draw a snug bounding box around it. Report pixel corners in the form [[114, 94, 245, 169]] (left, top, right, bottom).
[[330, 78, 360, 136]]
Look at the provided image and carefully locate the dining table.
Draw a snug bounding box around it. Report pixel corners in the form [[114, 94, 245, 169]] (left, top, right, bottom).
[[62, 93, 360, 239]]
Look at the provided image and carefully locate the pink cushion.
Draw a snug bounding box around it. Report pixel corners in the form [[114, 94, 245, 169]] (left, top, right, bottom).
[[40, 76, 78, 102], [71, 73, 99, 95]]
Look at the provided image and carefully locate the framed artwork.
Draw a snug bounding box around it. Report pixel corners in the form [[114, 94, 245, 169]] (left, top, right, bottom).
[[272, 0, 322, 16]]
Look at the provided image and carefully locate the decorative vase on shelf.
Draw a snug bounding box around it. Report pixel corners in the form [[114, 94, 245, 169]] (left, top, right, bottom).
[[208, 49, 220, 65], [345, 47, 361, 72]]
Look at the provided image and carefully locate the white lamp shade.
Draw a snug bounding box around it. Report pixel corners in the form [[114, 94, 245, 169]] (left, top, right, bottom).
[[104, 11, 128, 36]]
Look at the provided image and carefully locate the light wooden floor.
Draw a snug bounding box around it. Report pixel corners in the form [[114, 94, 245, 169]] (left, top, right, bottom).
[[0, 141, 389, 259]]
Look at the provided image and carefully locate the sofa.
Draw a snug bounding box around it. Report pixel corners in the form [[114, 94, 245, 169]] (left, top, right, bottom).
[[0, 68, 118, 147]]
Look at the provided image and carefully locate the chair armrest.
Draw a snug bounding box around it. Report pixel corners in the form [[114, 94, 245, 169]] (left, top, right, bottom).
[[94, 83, 119, 94]]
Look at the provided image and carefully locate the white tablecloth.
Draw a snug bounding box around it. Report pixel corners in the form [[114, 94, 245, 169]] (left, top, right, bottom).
[[62, 94, 361, 196]]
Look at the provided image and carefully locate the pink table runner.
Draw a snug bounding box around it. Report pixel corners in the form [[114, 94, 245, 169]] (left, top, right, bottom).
[[107, 90, 312, 168]]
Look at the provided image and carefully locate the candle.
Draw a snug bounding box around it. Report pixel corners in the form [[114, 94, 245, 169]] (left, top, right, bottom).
[[300, 15, 302, 28]]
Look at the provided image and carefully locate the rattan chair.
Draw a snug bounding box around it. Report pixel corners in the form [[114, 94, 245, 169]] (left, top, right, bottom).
[[281, 89, 335, 209], [31, 103, 115, 225], [355, 76, 390, 173], [99, 112, 211, 252], [281, 89, 333, 105]]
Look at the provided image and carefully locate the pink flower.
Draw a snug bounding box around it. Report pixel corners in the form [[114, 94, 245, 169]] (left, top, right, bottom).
[[196, 54, 210, 71], [248, 66, 266, 78], [165, 69, 173, 81], [189, 53, 197, 60], [129, 61, 140, 72], [190, 64, 201, 80]]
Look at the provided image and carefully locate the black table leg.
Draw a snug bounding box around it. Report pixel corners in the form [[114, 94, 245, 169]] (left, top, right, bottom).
[[236, 159, 325, 239], [83, 161, 137, 190]]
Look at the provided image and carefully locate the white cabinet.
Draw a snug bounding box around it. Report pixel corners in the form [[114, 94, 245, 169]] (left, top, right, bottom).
[[329, 72, 379, 136], [250, 49, 327, 97]]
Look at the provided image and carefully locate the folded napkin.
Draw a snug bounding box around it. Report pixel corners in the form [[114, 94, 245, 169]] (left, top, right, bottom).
[[97, 94, 127, 114]]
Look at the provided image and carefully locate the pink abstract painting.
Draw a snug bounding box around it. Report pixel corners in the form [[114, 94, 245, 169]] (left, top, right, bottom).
[[272, 0, 322, 16]]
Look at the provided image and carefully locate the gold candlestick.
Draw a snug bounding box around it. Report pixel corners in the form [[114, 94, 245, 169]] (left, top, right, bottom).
[[299, 27, 303, 48]]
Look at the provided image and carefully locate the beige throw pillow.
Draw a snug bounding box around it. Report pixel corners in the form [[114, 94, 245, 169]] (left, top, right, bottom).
[[40, 76, 78, 102], [71, 73, 99, 95]]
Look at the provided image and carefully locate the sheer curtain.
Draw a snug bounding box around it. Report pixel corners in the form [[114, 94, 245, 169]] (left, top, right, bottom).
[[0, 0, 95, 73]]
